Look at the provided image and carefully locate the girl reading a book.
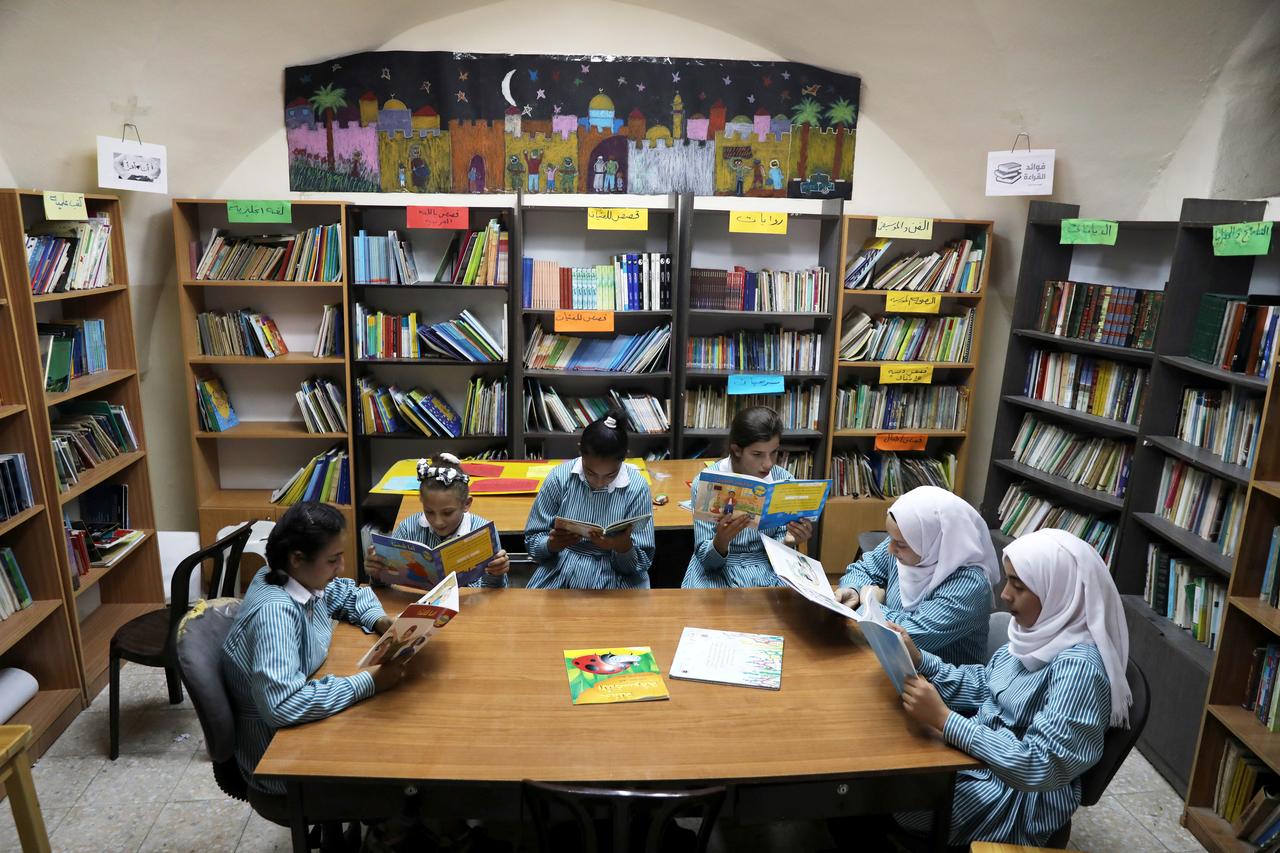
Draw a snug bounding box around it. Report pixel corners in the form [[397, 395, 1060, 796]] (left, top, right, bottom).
[[365, 453, 511, 588], [889, 528, 1131, 847], [834, 486, 999, 664], [524, 412, 656, 589], [681, 406, 814, 589]]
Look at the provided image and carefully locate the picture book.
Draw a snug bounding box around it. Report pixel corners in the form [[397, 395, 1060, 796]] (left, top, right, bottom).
[[357, 573, 459, 668], [553, 513, 651, 539], [563, 646, 670, 705], [691, 471, 830, 529], [669, 627, 783, 690], [370, 521, 500, 589]]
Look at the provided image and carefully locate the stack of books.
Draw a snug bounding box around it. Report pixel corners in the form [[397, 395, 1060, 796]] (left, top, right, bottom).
[[683, 383, 821, 431], [195, 373, 239, 432], [194, 224, 342, 282], [25, 217, 113, 294], [195, 309, 287, 358], [1010, 414, 1133, 498], [523, 253, 671, 310], [524, 381, 668, 434], [1212, 741, 1278, 840], [524, 325, 670, 373], [271, 446, 350, 505], [352, 305, 420, 359], [1155, 458, 1246, 557], [686, 329, 823, 372], [1177, 386, 1262, 468], [393, 386, 463, 437], [419, 312, 505, 362], [845, 238, 984, 292], [39, 319, 108, 381], [855, 310, 976, 362], [830, 450, 956, 498], [49, 402, 140, 493], [839, 310, 875, 361], [1191, 293, 1280, 379], [778, 449, 814, 479], [0, 454, 34, 522], [834, 384, 969, 431], [353, 306, 505, 362], [353, 220, 508, 286], [0, 548, 32, 620], [355, 378, 405, 434], [1145, 543, 1224, 648], [1258, 527, 1280, 608], [296, 378, 347, 434], [1034, 281, 1163, 349], [688, 266, 828, 313], [462, 377, 507, 436], [313, 304, 343, 357], [1023, 350, 1147, 425], [996, 483, 1117, 564]]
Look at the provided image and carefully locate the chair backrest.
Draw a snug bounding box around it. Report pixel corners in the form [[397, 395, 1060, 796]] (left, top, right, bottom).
[[167, 522, 255, 642], [1078, 660, 1151, 806], [858, 531, 889, 559], [175, 597, 248, 800], [523, 780, 726, 853], [985, 611, 1012, 661], [215, 520, 274, 591]]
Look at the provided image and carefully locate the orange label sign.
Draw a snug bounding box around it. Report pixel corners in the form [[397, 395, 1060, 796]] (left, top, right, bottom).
[[875, 433, 929, 451], [555, 310, 614, 332], [407, 206, 467, 229]]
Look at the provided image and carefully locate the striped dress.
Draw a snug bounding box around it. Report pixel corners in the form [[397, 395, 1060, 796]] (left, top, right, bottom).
[[681, 459, 794, 589], [838, 539, 991, 664], [222, 568, 385, 795], [392, 511, 508, 588], [524, 459, 655, 589], [896, 643, 1111, 846]]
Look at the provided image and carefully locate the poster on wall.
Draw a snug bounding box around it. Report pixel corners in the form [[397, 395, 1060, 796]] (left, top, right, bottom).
[[96, 136, 169, 195], [282, 51, 860, 199], [984, 148, 1055, 196]]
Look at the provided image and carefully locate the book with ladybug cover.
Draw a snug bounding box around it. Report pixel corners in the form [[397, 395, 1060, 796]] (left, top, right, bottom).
[[563, 647, 670, 705]]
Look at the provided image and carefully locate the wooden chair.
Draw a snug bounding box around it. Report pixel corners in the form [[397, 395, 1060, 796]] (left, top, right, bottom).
[[108, 521, 253, 760], [523, 779, 726, 853], [0, 725, 50, 852]]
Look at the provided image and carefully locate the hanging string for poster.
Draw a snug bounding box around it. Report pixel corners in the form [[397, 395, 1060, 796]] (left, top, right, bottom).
[[121, 123, 143, 145], [1010, 132, 1031, 152]]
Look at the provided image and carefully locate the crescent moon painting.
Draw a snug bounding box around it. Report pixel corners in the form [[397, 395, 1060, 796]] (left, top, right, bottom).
[[500, 69, 517, 107]]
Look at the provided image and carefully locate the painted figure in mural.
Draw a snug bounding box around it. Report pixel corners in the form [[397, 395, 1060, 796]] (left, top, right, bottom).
[[592, 156, 606, 192], [350, 150, 365, 179], [751, 159, 765, 191], [468, 162, 481, 193], [397, 163, 407, 190], [559, 157, 577, 193], [768, 158, 784, 191], [544, 161, 557, 193], [409, 145, 429, 190], [730, 157, 750, 196], [524, 149, 543, 192], [507, 154, 524, 190], [604, 158, 620, 192]]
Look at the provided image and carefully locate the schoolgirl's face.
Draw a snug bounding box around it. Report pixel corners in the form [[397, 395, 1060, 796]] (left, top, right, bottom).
[[884, 515, 921, 566], [729, 436, 780, 478], [1001, 557, 1043, 628], [289, 533, 345, 592], [580, 453, 623, 490], [420, 488, 472, 538]]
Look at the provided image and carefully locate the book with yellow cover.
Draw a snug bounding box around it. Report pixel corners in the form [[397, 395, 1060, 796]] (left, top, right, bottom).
[[563, 647, 670, 705], [370, 521, 499, 589]]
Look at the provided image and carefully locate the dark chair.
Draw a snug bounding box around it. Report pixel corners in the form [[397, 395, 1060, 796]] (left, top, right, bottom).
[[523, 780, 726, 853], [108, 522, 253, 760], [858, 531, 889, 558]]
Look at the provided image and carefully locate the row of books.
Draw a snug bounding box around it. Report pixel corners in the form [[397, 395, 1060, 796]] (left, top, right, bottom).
[[49, 402, 140, 493], [996, 483, 1117, 564], [1155, 458, 1245, 557], [1010, 414, 1133, 498], [845, 238, 984, 293], [1259, 527, 1280, 608], [297, 378, 347, 434], [195, 309, 287, 358], [777, 449, 814, 480], [0, 454, 34, 522], [352, 305, 506, 362], [523, 324, 670, 374], [24, 217, 113, 294], [353, 222, 508, 286], [417, 311, 505, 363], [313, 304, 343, 358], [686, 330, 824, 372], [1212, 741, 1280, 847], [1191, 293, 1280, 379], [357, 379, 465, 438], [461, 377, 507, 437], [683, 383, 822, 432], [193, 225, 342, 282], [834, 384, 969, 431], [1034, 280, 1164, 350], [0, 548, 32, 621], [39, 319, 108, 391], [841, 309, 976, 363], [524, 254, 672, 311], [1023, 350, 1147, 425], [524, 381, 669, 434], [1177, 386, 1261, 469], [830, 451, 957, 499], [195, 373, 239, 432], [688, 266, 829, 313], [1144, 543, 1223, 649], [271, 446, 350, 505]]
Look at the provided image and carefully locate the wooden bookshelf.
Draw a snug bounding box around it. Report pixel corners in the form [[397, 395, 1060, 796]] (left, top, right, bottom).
[[821, 215, 992, 565], [0, 189, 163, 743]]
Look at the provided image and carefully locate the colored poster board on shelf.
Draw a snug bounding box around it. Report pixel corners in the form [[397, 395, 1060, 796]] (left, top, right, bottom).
[[227, 200, 292, 223], [407, 206, 468, 229], [727, 374, 785, 395], [879, 364, 934, 384], [884, 292, 942, 314], [555, 310, 614, 332], [874, 433, 928, 451], [1060, 219, 1118, 246], [43, 192, 87, 220], [875, 217, 933, 240], [1212, 221, 1272, 256]]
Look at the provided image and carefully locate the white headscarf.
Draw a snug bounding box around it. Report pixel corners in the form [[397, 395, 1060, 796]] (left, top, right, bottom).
[[888, 486, 1001, 611], [1003, 528, 1132, 728]]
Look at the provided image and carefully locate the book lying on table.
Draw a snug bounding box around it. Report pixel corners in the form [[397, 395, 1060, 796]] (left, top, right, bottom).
[[563, 646, 669, 705], [670, 627, 783, 690], [370, 521, 500, 589], [761, 535, 916, 694], [691, 471, 830, 529], [553, 513, 651, 539], [357, 573, 459, 668]]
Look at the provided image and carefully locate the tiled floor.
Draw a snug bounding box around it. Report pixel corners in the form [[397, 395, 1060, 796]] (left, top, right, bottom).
[[0, 663, 1206, 852]]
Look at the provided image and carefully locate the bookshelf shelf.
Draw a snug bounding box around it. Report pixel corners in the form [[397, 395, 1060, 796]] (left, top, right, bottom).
[[1120, 595, 1213, 674], [0, 600, 61, 658], [1161, 355, 1269, 392], [522, 370, 672, 380], [1252, 480, 1280, 501], [837, 361, 975, 370], [195, 422, 347, 441], [1231, 596, 1280, 636], [188, 354, 346, 366], [0, 403, 25, 421], [1184, 806, 1253, 853], [991, 459, 1124, 513], [683, 428, 823, 440], [832, 429, 966, 438], [56, 450, 146, 505], [31, 284, 128, 303], [72, 530, 155, 599], [1144, 435, 1251, 486], [181, 279, 344, 289], [44, 368, 136, 407], [1133, 512, 1233, 577], [352, 358, 508, 367], [1012, 328, 1155, 363], [523, 309, 672, 318], [199, 487, 351, 512], [686, 370, 828, 380], [687, 309, 831, 319], [357, 433, 507, 442], [351, 283, 509, 292], [523, 430, 669, 440], [1207, 704, 1280, 777], [1002, 395, 1140, 437], [0, 503, 43, 538]]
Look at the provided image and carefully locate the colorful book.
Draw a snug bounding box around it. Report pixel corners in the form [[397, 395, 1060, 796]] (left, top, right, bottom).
[[369, 522, 500, 589], [553, 514, 651, 539], [563, 646, 669, 705], [357, 573, 459, 668], [669, 627, 783, 690], [691, 471, 830, 528]]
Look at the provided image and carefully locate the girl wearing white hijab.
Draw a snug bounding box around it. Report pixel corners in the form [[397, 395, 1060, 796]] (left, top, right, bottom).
[[835, 486, 1001, 664], [892, 528, 1130, 847]]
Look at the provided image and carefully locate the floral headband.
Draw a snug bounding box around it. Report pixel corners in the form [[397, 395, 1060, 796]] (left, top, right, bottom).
[[416, 454, 470, 485]]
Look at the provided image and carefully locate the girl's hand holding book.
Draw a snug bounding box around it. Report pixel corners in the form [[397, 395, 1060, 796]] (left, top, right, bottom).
[[547, 528, 580, 553], [365, 546, 392, 582], [370, 659, 409, 694], [486, 549, 511, 576], [786, 518, 814, 545], [589, 527, 634, 553], [713, 512, 753, 555]]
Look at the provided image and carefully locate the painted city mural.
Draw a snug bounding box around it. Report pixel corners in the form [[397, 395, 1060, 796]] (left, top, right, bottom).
[[284, 51, 859, 199]]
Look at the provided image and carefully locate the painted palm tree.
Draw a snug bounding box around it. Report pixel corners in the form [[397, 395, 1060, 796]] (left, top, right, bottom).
[[826, 98, 857, 180], [791, 98, 823, 179], [308, 84, 348, 171]]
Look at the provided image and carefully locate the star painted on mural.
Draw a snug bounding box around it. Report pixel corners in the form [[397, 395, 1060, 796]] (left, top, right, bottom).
[[781, 90, 792, 101], [535, 89, 546, 99], [552, 104, 562, 114], [300, 73, 312, 84], [762, 75, 773, 87], [331, 63, 342, 71], [780, 70, 790, 80], [456, 90, 468, 102], [635, 82, 646, 92], [522, 104, 533, 116], [671, 72, 681, 83], [581, 64, 591, 73], [617, 76, 627, 85], [573, 77, 583, 87], [722, 75, 732, 85], [551, 70, 560, 81], [458, 70, 469, 81], [802, 84, 820, 96], [747, 94, 755, 103], [381, 67, 391, 80], [529, 69, 539, 81], [420, 80, 431, 92]]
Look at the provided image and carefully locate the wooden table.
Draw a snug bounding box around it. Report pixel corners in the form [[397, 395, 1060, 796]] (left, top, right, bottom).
[[257, 587, 979, 851]]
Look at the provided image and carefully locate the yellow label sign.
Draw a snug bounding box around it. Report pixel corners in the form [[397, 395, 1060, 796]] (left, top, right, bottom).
[[884, 292, 942, 313], [43, 191, 88, 220], [875, 216, 934, 240], [587, 207, 648, 230], [728, 210, 788, 235], [879, 364, 934, 384]]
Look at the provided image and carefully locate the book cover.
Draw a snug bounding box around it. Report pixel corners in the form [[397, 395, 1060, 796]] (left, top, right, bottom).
[[563, 646, 669, 705], [357, 573, 460, 668], [370, 521, 500, 589], [691, 471, 830, 529], [669, 627, 783, 690]]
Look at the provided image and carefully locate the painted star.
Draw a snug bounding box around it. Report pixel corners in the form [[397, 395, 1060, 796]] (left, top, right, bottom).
[[573, 77, 583, 87], [528, 69, 539, 81], [722, 75, 732, 85], [781, 90, 792, 101], [380, 67, 391, 80], [458, 70, 469, 81], [420, 81, 431, 92], [802, 84, 820, 96], [300, 73, 312, 84], [535, 88, 546, 99], [635, 82, 646, 92], [456, 90, 468, 102], [521, 104, 533, 116], [553, 104, 562, 114], [581, 64, 591, 73], [617, 76, 627, 85], [747, 94, 755, 103], [780, 71, 790, 80], [331, 63, 342, 71], [671, 72, 680, 83], [762, 75, 772, 87], [551, 70, 560, 81]]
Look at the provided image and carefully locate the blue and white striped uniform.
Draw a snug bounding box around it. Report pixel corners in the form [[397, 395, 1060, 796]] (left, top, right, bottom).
[[682, 459, 794, 589], [392, 511, 508, 588], [897, 643, 1111, 846], [524, 459, 655, 589], [838, 539, 991, 664], [222, 568, 385, 794]]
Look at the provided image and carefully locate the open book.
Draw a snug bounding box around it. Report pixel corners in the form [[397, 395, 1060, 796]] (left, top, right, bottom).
[[691, 471, 830, 529], [357, 573, 459, 668], [370, 521, 500, 589], [761, 535, 916, 693], [670, 627, 783, 690], [553, 513, 650, 539]]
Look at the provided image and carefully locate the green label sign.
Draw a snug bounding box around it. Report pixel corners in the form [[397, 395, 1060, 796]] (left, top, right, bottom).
[[227, 199, 292, 223], [1213, 221, 1272, 256], [1061, 219, 1118, 245]]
